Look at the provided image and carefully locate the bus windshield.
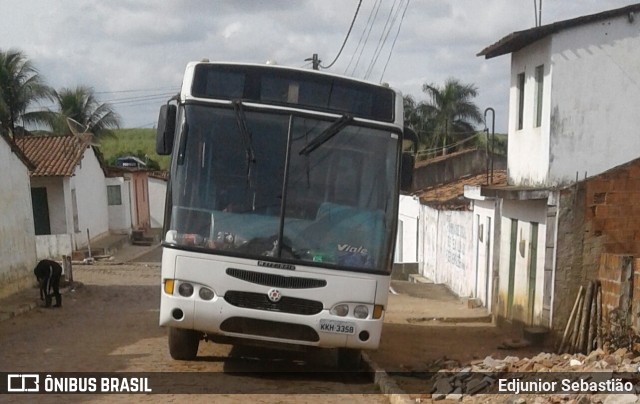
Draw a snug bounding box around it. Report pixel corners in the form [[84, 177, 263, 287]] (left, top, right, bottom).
[[166, 103, 399, 272]]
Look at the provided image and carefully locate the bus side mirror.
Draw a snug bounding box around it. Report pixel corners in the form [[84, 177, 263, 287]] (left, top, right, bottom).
[[400, 126, 417, 192], [400, 152, 414, 192], [156, 104, 177, 155]]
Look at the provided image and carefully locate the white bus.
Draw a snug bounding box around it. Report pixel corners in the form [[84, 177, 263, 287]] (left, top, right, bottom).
[[156, 61, 415, 368]]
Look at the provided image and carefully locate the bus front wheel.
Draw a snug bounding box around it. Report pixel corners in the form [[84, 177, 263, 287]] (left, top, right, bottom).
[[168, 327, 200, 360], [337, 348, 362, 370]]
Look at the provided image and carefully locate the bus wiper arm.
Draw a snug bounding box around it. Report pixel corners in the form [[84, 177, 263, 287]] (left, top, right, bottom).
[[299, 114, 353, 156], [232, 100, 256, 181]]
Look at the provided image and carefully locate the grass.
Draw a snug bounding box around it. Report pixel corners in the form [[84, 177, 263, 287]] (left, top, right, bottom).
[[97, 128, 170, 170]]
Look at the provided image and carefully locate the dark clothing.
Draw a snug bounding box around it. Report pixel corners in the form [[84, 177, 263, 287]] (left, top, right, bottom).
[[34, 259, 62, 307]]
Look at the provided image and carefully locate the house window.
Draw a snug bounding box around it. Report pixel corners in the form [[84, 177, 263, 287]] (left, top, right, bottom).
[[107, 185, 122, 206], [534, 65, 544, 127], [517, 72, 525, 130]]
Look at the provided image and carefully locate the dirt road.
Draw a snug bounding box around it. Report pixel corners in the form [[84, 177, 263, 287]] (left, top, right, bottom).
[[0, 263, 386, 403]]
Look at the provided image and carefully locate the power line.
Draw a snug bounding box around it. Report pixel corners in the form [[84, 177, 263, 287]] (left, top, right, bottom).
[[364, 0, 403, 80], [344, 0, 379, 75], [94, 87, 179, 95], [318, 0, 363, 69], [349, 0, 383, 77], [379, 0, 410, 83]]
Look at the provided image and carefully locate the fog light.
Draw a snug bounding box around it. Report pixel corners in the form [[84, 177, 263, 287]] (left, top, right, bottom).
[[178, 283, 194, 297], [199, 287, 215, 300], [331, 304, 349, 317], [354, 305, 369, 319]]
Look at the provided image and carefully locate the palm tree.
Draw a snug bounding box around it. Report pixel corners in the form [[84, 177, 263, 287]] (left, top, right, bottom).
[[403, 94, 437, 152], [48, 86, 121, 138], [0, 49, 52, 136], [421, 78, 483, 156]]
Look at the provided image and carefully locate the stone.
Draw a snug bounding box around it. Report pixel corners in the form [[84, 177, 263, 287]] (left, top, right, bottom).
[[603, 393, 639, 404], [432, 377, 454, 395], [570, 359, 583, 367]]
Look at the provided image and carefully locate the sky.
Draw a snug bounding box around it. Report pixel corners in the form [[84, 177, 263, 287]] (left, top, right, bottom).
[[0, 0, 636, 132]]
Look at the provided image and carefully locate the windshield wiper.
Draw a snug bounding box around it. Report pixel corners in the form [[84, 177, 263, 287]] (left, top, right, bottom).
[[232, 100, 256, 182], [298, 114, 353, 156]]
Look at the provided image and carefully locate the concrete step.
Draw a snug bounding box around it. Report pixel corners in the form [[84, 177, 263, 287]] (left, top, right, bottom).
[[409, 274, 433, 284]]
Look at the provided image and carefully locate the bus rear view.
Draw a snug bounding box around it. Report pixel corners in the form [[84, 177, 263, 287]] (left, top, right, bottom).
[[156, 62, 414, 369]]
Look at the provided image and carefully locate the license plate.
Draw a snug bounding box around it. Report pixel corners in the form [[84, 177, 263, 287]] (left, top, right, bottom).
[[319, 319, 356, 335]]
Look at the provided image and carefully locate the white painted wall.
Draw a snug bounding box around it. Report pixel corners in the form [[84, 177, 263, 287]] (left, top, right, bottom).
[[35, 234, 72, 261], [548, 14, 640, 185], [508, 14, 640, 187], [508, 37, 552, 186], [148, 177, 167, 228], [419, 205, 475, 297], [395, 195, 420, 263], [30, 176, 68, 234], [471, 199, 499, 310], [106, 177, 132, 234], [497, 199, 548, 325], [0, 138, 37, 298], [69, 147, 109, 248]]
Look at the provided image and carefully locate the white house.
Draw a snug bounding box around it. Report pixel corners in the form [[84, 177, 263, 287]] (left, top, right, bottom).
[[0, 134, 37, 298], [16, 134, 110, 253], [468, 3, 640, 330]]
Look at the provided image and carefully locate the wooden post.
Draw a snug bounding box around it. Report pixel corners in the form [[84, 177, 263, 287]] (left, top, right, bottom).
[[596, 283, 603, 350], [571, 292, 584, 353], [588, 281, 598, 353], [578, 281, 594, 354], [559, 285, 583, 353], [62, 255, 73, 283]]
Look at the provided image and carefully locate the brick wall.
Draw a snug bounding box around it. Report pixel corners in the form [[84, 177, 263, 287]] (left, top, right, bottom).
[[553, 158, 640, 334]]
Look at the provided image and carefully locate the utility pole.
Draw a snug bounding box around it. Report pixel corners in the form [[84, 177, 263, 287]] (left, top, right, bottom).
[[305, 54, 321, 70]]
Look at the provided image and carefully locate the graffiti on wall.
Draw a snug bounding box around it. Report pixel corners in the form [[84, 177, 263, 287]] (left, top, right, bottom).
[[446, 223, 466, 269]]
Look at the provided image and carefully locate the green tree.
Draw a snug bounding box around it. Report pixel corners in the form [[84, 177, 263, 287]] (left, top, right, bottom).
[[420, 78, 483, 156], [48, 86, 121, 138], [0, 49, 52, 136]]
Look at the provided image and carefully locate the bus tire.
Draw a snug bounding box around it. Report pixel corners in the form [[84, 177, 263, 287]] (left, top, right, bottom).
[[168, 327, 200, 360], [337, 348, 362, 370]]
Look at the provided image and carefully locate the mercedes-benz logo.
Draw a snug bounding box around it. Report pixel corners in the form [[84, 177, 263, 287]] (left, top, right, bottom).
[[267, 288, 282, 303]]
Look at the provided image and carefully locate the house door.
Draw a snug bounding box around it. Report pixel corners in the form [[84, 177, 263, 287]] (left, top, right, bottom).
[[31, 187, 51, 235], [475, 215, 492, 307], [507, 218, 518, 320]]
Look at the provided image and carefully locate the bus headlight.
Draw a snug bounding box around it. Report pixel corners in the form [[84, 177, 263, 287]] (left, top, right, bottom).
[[199, 287, 215, 301], [330, 304, 349, 317], [354, 305, 369, 319], [178, 282, 194, 297]]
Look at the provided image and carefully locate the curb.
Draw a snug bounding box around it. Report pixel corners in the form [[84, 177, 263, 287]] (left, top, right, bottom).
[[0, 283, 80, 323], [362, 352, 414, 404]]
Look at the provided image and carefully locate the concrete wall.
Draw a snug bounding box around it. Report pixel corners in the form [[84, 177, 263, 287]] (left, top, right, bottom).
[[414, 149, 506, 191], [507, 37, 552, 186], [548, 14, 640, 186], [148, 177, 167, 229], [106, 177, 132, 234], [497, 199, 548, 326], [419, 205, 475, 297], [70, 147, 109, 248], [395, 195, 420, 263], [30, 176, 68, 234], [471, 199, 500, 310], [35, 234, 72, 261], [508, 14, 640, 187], [0, 138, 37, 298]]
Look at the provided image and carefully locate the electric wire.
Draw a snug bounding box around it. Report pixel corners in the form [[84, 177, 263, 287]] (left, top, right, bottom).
[[364, 0, 402, 80], [343, 0, 379, 75], [379, 0, 410, 83], [319, 0, 363, 69], [349, 0, 383, 77]]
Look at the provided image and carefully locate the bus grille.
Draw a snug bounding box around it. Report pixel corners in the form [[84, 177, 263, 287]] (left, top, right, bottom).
[[220, 317, 320, 342], [224, 290, 323, 315], [226, 268, 327, 289]]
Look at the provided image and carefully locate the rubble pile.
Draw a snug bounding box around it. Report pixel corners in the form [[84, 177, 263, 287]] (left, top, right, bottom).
[[427, 349, 640, 401]]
